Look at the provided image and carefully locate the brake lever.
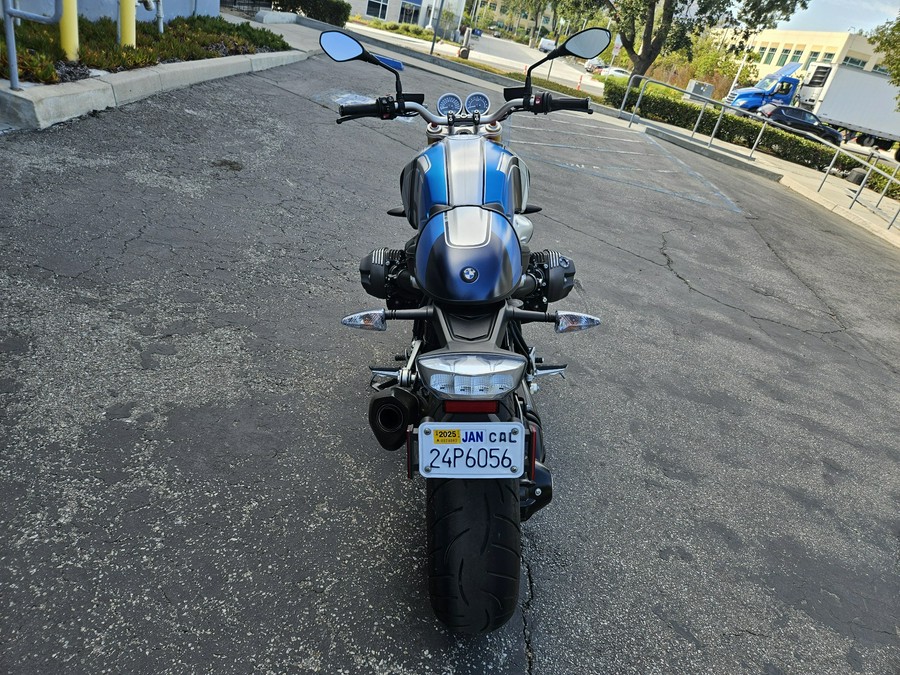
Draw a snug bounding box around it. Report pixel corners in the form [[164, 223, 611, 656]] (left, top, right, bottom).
[[336, 114, 370, 125]]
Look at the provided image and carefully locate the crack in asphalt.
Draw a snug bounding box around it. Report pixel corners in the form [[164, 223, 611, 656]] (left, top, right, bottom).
[[659, 232, 851, 342], [540, 211, 666, 268], [522, 536, 536, 675]]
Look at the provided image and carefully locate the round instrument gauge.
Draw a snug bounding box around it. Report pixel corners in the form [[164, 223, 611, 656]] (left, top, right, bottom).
[[465, 92, 491, 115], [436, 93, 463, 116]]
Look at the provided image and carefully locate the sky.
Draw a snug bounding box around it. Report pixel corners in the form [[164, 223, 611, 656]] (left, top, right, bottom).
[[776, 0, 897, 33]]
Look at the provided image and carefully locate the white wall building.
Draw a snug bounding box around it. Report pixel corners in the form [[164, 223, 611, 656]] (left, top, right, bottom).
[[346, 0, 466, 28]]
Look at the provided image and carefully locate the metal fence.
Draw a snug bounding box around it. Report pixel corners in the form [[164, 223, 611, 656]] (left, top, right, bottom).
[[3, 0, 64, 90], [618, 76, 900, 230]]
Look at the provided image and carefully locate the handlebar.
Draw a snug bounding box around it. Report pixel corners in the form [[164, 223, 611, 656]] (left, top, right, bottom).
[[336, 92, 592, 125], [548, 95, 592, 113], [339, 101, 383, 117]]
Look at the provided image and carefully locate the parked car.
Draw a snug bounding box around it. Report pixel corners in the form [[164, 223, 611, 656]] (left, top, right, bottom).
[[538, 37, 557, 53], [599, 66, 632, 79], [756, 104, 843, 145], [584, 57, 606, 73]]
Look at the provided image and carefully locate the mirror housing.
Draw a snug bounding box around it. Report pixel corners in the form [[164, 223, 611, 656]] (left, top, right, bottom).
[[522, 27, 611, 100], [558, 27, 612, 60], [319, 31, 365, 62]]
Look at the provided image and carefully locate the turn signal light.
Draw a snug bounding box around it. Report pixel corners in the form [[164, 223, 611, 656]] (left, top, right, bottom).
[[554, 311, 601, 333], [341, 309, 387, 331]]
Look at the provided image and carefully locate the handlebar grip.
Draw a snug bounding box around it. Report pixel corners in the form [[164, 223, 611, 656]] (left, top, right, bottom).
[[549, 96, 591, 112], [339, 102, 382, 117]]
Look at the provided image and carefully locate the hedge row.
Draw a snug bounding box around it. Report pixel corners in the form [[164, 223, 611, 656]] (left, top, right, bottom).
[[275, 0, 351, 27], [0, 16, 290, 84], [602, 80, 900, 199]]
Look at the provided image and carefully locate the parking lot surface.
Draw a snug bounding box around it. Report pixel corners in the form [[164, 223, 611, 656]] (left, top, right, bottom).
[[1, 53, 898, 673]]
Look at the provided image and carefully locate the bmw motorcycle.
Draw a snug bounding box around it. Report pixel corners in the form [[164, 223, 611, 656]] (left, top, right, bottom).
[[319, 27, 610, 633]]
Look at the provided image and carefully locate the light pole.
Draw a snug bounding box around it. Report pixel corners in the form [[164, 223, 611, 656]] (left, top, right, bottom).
[[429, 0, 446, 54]]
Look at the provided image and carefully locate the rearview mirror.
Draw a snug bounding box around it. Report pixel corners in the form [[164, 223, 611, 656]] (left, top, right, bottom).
[[319, 30, 405, 101], [320, 31, 365, 62], [559, 28, 612, 60]]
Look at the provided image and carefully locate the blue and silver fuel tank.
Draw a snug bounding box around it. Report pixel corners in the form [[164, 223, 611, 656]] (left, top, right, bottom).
[[400, 135, 530, 304]]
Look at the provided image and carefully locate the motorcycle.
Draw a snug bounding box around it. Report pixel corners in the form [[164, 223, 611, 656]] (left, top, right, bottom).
[[319, 27, 611, 633]]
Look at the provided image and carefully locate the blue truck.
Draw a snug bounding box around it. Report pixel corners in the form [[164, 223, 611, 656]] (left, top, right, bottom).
[[724, 61, 900, 160], [723, 63, 802, 112]]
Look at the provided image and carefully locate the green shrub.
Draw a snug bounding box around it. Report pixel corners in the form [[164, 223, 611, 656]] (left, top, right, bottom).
[[868, 164, 900, 199], [0, 15, 290, 84], [275, 0, 351, 26], [603, 80, 860, 172]]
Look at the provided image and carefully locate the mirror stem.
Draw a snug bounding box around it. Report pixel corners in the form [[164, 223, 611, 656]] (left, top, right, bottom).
[[525, 53, 554, 96]]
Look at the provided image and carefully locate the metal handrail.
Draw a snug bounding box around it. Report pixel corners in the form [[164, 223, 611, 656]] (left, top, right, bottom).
[[3, 0, 64, 90], [616, 75, 900, 229]]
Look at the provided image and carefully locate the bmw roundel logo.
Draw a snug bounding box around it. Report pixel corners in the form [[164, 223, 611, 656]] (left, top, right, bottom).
[[460, 267, 478, 283]]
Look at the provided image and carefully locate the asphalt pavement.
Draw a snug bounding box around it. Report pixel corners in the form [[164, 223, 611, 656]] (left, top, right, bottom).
[[3, 11, 898, 244], [1, 14, 899, 675]]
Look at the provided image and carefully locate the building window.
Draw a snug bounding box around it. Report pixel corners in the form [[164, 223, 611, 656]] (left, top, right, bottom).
[[776, 48, 791, 66], [366, 0, 387, 19], [804, 50, 820, 69], [488, 2, 497, 10], [873, 64, 889, 75], [763, 47, 776, 65], [757, 45, 767, 56], [790, 48, 803, 62], [399, 1, 419, 23], [822, 52, 835, 63], [842, 56, 867, 69]]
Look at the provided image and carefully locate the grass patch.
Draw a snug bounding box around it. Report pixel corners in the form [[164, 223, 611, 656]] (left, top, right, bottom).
[[0, 15, 291, 84]]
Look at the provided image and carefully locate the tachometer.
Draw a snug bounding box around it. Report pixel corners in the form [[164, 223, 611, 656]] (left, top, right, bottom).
[[436, 93, 463, 116], [464, 92, 491, 115]]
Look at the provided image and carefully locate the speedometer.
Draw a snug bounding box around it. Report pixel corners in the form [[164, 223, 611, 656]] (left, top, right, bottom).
[[436, 93, 463, 115], [464, 92, 491, 115]]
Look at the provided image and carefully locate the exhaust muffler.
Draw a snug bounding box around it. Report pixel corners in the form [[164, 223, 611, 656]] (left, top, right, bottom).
[[368, 387, 419, 450]]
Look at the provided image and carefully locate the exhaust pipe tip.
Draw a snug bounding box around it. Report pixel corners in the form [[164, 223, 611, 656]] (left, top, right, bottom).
[[368, 387, 419, 451], [374, 402, 405, 434]]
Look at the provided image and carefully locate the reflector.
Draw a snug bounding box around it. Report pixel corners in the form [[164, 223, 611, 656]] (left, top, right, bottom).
[[444, 400, 500, 414]]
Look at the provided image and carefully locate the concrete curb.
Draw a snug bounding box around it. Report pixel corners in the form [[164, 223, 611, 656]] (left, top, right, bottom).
[[0, 50, 308, 130]]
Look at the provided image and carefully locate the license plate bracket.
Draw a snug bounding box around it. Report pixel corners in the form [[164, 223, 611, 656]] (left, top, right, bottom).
[[417, 422, 525, 479]]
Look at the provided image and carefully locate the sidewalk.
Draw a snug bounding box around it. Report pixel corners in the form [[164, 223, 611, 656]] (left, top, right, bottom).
[[2, 11, 897, 249]]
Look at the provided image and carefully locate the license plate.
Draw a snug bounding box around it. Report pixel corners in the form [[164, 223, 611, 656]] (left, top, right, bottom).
[[418, 422, 525, 479]]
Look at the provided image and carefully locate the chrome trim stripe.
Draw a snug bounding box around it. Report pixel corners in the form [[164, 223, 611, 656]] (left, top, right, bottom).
[[445, 137, 485, 205]]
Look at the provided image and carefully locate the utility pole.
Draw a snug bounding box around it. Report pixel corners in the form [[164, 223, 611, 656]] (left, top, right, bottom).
[[430, 0, 446, 55]]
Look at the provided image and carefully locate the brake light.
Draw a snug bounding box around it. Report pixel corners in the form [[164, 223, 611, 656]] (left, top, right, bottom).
[[443, 401, 500, 414]]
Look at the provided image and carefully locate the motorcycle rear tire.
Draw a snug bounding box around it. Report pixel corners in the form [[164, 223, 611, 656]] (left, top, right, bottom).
[[426, 477, 521, 633]]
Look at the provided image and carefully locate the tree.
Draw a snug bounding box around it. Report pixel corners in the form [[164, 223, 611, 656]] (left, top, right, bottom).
[[870, 13, 900, 110], [594, 0, 808, 76], [523, 0, 550, 47]]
